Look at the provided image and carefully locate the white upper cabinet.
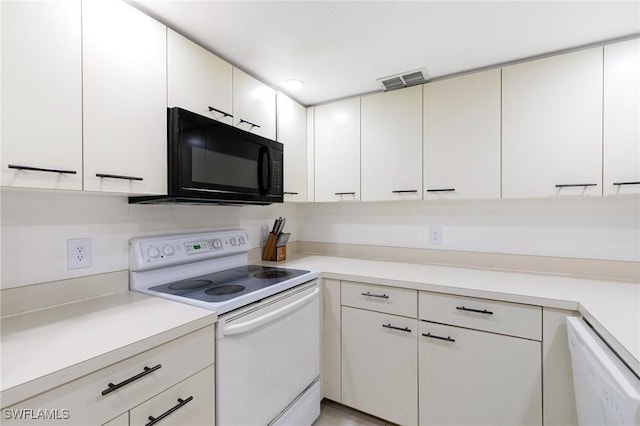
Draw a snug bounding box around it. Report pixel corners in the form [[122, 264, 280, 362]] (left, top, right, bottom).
[[423, 69, 501, 199], [82, 0, 167, 195], [233, 68, 276, 140], [167, 29, 233, 125], [361, 86, 423, 201], [1, 0, 83, 190], [502, 47, 603, 198], [604, 38, 640, 195], [314, 98, 361, 202], [277, 92, 308, 202]]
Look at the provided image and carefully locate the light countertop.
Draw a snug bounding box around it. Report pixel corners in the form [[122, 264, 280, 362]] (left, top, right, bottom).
[[0, 291, 216, 408], [270, 255, 640, 375]]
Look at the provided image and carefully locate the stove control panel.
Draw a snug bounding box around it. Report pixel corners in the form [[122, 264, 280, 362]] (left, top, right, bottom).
[[130, 229, 251, 271]]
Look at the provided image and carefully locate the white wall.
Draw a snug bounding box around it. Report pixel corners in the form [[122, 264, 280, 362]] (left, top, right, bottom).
[[298, 197, 640, 262], [0, 190, 297, 289]]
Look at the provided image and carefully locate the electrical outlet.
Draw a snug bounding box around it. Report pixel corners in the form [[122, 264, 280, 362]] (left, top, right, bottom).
[[428, 226, 443, 246], [67, 238, 92, 270]]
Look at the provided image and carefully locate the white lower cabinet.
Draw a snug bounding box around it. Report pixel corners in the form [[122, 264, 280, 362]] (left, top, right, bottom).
[[418, 321, 542, 426], [341, 306, 418, 426]]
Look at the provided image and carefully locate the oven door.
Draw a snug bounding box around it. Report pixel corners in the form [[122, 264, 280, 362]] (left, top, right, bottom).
[[172, 107, 283, 204], [215, 281, 320, 426]]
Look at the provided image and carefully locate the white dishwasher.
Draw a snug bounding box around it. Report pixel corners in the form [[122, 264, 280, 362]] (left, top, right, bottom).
[[567, 317, 640, 425]]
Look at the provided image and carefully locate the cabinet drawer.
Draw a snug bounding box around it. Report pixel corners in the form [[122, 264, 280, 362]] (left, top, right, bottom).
[[342, 281, 417, 317], [419, 292, 541, 340], [129, 365, 214, 426], [3, 326, 214, 426]]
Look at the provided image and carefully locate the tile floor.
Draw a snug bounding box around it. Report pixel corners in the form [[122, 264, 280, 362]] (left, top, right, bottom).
[[313, 399, 396, 426]]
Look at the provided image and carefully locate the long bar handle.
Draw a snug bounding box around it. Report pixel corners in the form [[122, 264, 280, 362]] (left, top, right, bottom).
[[422, 332, 455, 343], [555, 183, 597, 188], [335, 192, 356, 195], [361, 291, 389, 299], [8, 164, 77, 175], [284, 192, 299, 195], [382, 323, 411, 333], [456, 306, 493, 315], [145, 396, 194, 426], [613, 181, 640, 186], [426, 188, 455, 192], [101, 364, 162, 396], [239, 118, 261, 129], [96, 173, 144, 181], [208, 106, 233, 118], [392, 189, 418, 193]]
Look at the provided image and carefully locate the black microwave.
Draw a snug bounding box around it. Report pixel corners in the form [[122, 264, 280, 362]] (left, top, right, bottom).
[[130, 107, 283, 205]]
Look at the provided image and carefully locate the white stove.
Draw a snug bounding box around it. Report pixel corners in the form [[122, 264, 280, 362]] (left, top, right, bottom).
[[129, 229, 321, 426], [129, 228, 318, 315]]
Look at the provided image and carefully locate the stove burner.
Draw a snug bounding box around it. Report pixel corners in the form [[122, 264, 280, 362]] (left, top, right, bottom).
[[233, 265, 264, 273], [169, 279, 213, 290], [253, 270, 292, 279], [205, 284, 246, 296]]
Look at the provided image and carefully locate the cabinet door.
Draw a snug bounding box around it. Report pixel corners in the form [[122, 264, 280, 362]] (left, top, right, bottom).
[[82, 0, 167, 195], [419, 321, 542, 426], [361, 86, 423, 201], [321, 279, 341, 402], [277, 92, 308, 201], [502, 47, 603, 198], [167, 29, 233, 125], [342, 307, 417, 425], [604, 38, 640, 195], [129, 366, 215, 426], [314, 99, 361, 201], [233, 68, 276, 140], [424, 69, 501, 199], [1, 0, 83, 190]]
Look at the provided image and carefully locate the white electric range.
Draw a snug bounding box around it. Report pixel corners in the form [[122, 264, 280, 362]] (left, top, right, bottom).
[[129, 229, 320, 426]]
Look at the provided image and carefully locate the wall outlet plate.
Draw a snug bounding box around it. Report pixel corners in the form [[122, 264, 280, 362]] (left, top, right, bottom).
[[67, 238, 92, 270], [428, 226, 443, 246]]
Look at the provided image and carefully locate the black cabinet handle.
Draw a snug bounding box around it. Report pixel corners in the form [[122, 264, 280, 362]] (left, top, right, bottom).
[[208, 106, 233, 118], [426, 188, 455, 192], [422, 332, 455, 343], [8, 164, 77, 175], [239, 118, 261, 129], [96, 173, 143, 181], [456, 306, 493, 315], [613, 181, 640, 186], [382, 323, 411, 333], [335, 192, 356, 196], [361, 291, 389, 299], [284, 192, 299, 195], [392, 190, 418, 193], [555, 183, 597, 188], [146, 396, 193, 426], [101, 364, 162, 396]]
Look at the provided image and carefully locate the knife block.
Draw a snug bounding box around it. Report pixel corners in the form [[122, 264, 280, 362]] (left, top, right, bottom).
[[261, 232, 286, 261]]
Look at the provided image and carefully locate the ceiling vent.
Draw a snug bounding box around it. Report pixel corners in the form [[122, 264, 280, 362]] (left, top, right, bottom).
[[377, 68, 429, 91]]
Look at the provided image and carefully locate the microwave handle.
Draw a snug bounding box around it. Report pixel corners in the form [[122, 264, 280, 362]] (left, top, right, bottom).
[[258, 146, 271, 195]]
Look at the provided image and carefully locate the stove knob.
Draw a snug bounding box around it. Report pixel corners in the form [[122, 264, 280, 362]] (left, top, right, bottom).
[[230, 237, 237, 246], [147, 246, 160, 259], [162, 245, 175, 256], [212, 239, 223, 249], [239, 236, 246, 245]]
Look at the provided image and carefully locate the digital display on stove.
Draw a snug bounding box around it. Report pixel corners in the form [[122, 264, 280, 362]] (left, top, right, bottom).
[[193, 244, 201, 250]]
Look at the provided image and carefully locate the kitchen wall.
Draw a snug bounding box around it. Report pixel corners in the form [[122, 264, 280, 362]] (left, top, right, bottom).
[[0, 190, 297, 289], [298, 197, 640, 262]]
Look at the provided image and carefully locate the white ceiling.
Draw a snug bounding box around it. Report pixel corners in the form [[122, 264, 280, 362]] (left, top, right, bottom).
[[131, 1, 640, 106]]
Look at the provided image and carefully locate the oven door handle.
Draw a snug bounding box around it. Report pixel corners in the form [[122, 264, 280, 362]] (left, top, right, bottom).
[[221, 287, 319, 337]]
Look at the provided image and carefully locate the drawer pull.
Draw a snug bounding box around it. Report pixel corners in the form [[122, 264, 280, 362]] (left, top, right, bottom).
[[456, 306, 493, 315], [613, 181, 640, 186], [392, 189, 418, 194], [101, 364, 162, 396], [382, 323, 411, 333], [335, 192, 356, 196], [426, 188, 456, 192], [555, 183, 597, 188], [146, 396, 194, 426], [284, 191, 299, 195], [208, 106, 233, 118], [361, 291, 389, 299], [8, 164, 77, 175], [422, 332, 456, 343], [96, 173, 144, 181]]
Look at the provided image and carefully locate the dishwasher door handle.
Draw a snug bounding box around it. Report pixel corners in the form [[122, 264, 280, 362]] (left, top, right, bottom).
[[221, 287, 319, 337]]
